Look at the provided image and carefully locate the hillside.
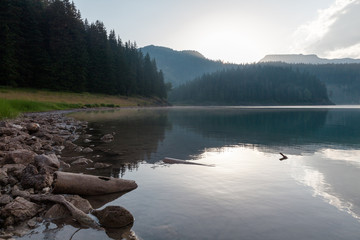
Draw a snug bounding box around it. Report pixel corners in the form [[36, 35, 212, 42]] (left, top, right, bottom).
[[259, 54, 360, 64], [141, 45, 237, 87], [169, 65, 332, 106]]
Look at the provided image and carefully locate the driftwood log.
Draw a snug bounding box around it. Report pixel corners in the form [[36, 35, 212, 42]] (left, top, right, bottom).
[[29, 194, 101, 229], [52, 171, 138, 195]]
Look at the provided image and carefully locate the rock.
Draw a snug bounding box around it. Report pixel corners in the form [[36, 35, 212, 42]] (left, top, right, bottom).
[[27, 218, 37, 229], [0, 169, 9, 185], [44, 195, 92, 219], [20, 165, 53, 191], [4, 150, 36, 165], [94, 162, 112, 169], [92, 206, 134, 228], [26, 123, 40, 133], [34, 154, 60, 172], [83, 139, 91, 143], [11, 185, 30, 198], [100, 134, 114, 143], [71, 158, 93, 165], [2, 197, 40, 222], [74, 146, 83, 152], [82, 147, 93, 153], [0, 127, 15, 136], [64, 141, 77, 150], [2, 164, 26, 180], [59, 160, 71, 168], [0, 194, 13, 206]]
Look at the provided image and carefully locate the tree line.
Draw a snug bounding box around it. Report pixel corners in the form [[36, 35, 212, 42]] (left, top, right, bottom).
[[260, 62, 360, 104], [0, 0, 167, 99], [169, 65, 332, 105]]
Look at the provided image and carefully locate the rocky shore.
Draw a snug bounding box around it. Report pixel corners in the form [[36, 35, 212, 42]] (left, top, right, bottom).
[[0, 112, 138, 239]]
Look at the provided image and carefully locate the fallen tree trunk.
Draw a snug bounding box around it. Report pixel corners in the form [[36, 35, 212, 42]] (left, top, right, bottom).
[[29, 194, 101, 230], [52, 171, 138, 196], [163, 157, 214, 167]]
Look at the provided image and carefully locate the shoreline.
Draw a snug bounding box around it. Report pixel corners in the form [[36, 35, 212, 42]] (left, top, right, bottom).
[[0, 109, 138, 239]]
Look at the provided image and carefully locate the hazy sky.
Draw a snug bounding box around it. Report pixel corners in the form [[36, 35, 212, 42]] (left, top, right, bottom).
[[72, 0, 360, 63]]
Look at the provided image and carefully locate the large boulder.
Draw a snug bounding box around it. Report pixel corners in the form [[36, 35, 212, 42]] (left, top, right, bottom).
[[4, 150, 36, 165], [1, 197, 40, 222], [92, 206, 134, 228]]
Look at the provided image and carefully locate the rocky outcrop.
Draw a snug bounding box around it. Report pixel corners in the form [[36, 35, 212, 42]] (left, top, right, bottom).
[[0, 112, 138, 238]]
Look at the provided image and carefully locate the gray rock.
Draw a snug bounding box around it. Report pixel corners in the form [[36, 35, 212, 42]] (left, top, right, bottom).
[[94, 162, 112, 169], [83, 139, 91, 143], [26, 123, 40, 133], [0, 194, 13, 206], [11, 185, 30, 198], [71, 158, 92, 165], [2, 164, 26, 180], [100, 134, 114, 143], [34, 154, 60, 172], [2, 197, 40, 222], [27, 218, 37, 229], [4, 150, 36, 165], [0, 168, 9, 185], [82, 147, 93, 153], [92, 206, 134, 228]]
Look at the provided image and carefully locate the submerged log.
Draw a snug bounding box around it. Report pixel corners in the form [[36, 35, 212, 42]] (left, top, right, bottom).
[[30, 194, 101, 229], [163, 157, 214, 167], [52, 171, 137, 196]]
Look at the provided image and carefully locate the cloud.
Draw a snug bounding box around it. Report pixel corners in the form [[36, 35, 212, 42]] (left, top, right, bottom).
[[291, 0, 360, 59]]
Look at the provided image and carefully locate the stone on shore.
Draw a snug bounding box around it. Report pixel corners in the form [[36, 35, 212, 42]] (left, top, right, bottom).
[[94, 162, 112, 169], [71, 158, 93, 165], [1, 197, 40, 223], [92, 206, 134, 228], [100, 134, 114, 143], [3, 150, 36, 165], [26, 123, 40, 133]]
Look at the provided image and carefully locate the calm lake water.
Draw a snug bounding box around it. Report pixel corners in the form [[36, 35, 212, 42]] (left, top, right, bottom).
[[21, 106, 360, 240]]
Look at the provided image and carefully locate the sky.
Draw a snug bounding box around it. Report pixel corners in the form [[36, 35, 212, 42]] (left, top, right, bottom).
[[72, 0, 360, 64]]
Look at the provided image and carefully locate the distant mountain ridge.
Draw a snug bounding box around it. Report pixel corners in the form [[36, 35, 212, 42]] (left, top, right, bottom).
[[140, 45, 236, 87], [259, 54, 360, 64]]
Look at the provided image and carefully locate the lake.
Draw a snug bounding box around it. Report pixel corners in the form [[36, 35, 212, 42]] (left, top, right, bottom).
[[21, 106, 360, 240]]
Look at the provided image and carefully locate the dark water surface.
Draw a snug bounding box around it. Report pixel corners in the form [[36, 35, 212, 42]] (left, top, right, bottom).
[[22, 106, 360, 239]]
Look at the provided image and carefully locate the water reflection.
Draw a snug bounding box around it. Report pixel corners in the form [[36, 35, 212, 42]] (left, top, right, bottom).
[[68, 107, 360, 239]]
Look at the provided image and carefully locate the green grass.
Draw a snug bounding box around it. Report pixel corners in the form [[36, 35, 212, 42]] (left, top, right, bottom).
[[0, 99, 81, 119]]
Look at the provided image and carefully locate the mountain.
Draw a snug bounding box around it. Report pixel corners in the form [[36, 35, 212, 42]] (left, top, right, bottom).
[[140, 45, 236, 87], [259, 54, 360, 64]]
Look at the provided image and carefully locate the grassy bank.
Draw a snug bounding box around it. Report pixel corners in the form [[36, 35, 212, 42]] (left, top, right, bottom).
[[0, 87, 165, 119]]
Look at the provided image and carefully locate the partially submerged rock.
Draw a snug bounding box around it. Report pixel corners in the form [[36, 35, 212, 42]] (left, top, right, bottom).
[[53, 171, 138, 195], [94, 162, 112, 169], [100, 134, 114, 143], [92, 206, 134, 228]]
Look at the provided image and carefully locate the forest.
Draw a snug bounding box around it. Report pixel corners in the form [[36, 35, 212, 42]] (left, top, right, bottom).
[[0, 0, 167, 99], [169, 65, 332, 105], [261, 62, 360, 104]]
